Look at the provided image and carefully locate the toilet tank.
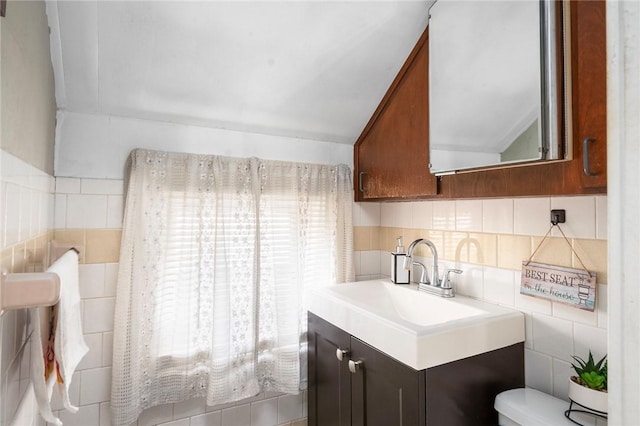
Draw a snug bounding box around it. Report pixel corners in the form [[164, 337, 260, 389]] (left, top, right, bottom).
[[495, 388, 594, 426]]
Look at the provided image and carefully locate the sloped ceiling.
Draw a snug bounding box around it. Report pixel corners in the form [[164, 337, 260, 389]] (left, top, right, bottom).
[[47, 1, 432, 145]]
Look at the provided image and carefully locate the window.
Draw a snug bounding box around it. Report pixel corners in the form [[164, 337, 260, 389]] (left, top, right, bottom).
[[111, 149, 353, 426]]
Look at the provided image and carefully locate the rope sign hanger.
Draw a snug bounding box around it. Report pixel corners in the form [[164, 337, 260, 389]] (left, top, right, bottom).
[[525, 223, 595, 279], [520, 212, 597, 312]]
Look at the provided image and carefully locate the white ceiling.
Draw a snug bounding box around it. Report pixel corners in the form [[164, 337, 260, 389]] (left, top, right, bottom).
[[47, 1, 432, 145]]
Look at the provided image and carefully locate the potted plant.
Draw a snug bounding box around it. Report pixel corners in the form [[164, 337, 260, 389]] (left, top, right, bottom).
[[568, 350, 607, 414]]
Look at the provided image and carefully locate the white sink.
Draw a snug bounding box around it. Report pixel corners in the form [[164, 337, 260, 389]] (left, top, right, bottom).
[[307, 279, 524, 370]]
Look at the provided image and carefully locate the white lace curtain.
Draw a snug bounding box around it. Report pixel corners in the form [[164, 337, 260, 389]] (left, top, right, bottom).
[[111, 149, 354, 426]]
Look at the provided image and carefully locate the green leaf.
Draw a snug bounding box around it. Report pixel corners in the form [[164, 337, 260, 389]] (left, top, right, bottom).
[[580, 371, 605, 390], [570, 351, 608, 391]]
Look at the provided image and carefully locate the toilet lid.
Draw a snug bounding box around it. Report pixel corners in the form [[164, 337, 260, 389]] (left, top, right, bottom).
[[494, 388, 589, 426]]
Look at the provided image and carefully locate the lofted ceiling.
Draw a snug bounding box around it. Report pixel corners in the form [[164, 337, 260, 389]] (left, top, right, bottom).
[[46, 1, 432, 145]]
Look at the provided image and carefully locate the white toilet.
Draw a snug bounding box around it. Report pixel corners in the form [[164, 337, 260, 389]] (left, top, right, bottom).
[[495, 388, 606, 426]]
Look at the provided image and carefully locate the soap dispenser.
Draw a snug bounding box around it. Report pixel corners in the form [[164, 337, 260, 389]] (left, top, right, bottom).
[[390, 236, 410, 284]]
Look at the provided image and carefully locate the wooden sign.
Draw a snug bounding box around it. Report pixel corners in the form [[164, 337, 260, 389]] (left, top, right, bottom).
[[520, 261, 597, 311]]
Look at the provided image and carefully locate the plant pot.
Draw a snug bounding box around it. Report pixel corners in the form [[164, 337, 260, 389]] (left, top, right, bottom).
[[568, 376, 608, 414]]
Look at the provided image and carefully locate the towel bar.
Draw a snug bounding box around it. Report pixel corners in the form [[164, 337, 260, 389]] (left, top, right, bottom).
[[0, 271, 61, 316], [49, 241, 83, 265]]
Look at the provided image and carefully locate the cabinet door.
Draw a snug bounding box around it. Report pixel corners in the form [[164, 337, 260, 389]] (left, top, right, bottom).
[[425, 343, 524, 426], [354, 29, 437, 201], [572, 0, 606, 191], [350, 337, 426, 426], [437, 0, 607, 198], [308, 313, 352, 426]]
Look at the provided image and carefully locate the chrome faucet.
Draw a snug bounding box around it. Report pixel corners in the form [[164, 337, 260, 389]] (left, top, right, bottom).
[[403, 239, 440, 287], [403, 238, 462, 297]]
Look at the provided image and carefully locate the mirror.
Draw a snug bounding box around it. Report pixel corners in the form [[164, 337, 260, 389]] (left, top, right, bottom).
[[428, 0, 566, 175]]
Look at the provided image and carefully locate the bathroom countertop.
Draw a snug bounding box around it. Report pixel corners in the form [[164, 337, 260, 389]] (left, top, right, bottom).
[[307, 279, 525, 370]]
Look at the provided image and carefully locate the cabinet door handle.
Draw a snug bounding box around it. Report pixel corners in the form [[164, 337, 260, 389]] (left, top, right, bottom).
[[583, 137, 597, 177], [349, 359, 363, 373], [358, 172, 367, 193], [336, 348, 349, 361]]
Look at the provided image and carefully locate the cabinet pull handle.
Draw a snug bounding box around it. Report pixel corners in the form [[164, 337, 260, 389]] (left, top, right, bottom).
[[336, 348, 349, 361], [349, 359, 363, 373], [358, 172, 367, 193], [583, 137, 597, 177]]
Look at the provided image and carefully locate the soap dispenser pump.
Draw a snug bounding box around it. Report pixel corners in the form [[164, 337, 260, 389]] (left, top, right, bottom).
[[390, 236, 410, 284]]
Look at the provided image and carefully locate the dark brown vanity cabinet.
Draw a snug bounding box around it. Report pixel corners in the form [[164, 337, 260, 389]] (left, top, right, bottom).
[[308, 312, 352, 426], [349, 337, 426, 426], [308, 312, 524, 426], [308, 313, 425, 426]]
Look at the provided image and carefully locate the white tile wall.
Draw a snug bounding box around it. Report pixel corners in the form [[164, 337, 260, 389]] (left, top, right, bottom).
[[482, 268, 515, 306], [221, 404, 252, 426], [66, 194, 109, 229], [1, 151, 55, 247], [79, 263, 107, 299], [411, 201, 433, 230], [173, 398, 205, 419], [550, 196, 596, 239], [352, 202, 380, 227], [100, 402, 112, 426], [138, 404, 174, 426], [189, 411, 221, 426], [514, 197, 551, 236], [525, 349, 553, 394], [250, 398, 278, 426], [277, 393, 304, 424], [357, 195, 608, 402], [104, 263, 119, 297], [58, 403, 100, 426], [1, 150, 55, 426], [359, 251, 381, 276], [552, 357, 572, 400], [482, 199, 514, 234], [432, 200, 456, 230], [158, 419, 190, 426], [107, 195, 124, 229], [380, 202, 411, 228], [82, 297, 115, 334], [531, 314, 574, 362], [595, 195, 607, 240], [80, 367, 112, 405], [451, 262, 484, 299], [54, 178, 124, 229], [77, 333, 103, 370], [54, 177, 308, 426], [455, 200, 482, 232]]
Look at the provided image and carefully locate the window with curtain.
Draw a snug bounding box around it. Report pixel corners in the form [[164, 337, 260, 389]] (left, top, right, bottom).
[[111, 149, 354, 426]]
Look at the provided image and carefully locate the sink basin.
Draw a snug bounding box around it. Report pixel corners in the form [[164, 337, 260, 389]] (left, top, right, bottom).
[[307, 280, 524, 370]]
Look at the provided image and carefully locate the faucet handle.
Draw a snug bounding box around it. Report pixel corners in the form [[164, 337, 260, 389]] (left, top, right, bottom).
[[412, 261, 430, 285], [442, 269, 463, 289]]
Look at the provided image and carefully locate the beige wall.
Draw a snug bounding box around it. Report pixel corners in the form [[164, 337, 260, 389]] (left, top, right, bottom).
[[1, 0, 56, 174]]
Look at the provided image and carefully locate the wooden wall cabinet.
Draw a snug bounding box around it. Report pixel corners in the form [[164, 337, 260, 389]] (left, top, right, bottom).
[[353, 30, 437, 201], [308, 313, 524, 426], [353, 0, 606, 200]]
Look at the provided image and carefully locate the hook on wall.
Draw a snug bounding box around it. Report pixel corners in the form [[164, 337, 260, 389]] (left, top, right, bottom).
[[550, 209, 566, 226]]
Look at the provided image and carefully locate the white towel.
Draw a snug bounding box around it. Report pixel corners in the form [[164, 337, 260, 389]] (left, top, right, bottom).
[[30, 250, 88, 425], [30, 306, 61, 425], [49, 250, 88, 412]]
